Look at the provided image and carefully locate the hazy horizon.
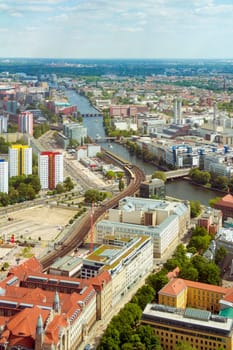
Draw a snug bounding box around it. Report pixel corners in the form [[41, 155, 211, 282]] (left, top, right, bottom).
[[1, 0, 233, 59]]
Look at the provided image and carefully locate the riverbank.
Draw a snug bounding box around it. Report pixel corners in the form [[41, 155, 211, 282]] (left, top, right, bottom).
[[66, 88, 222, 205]]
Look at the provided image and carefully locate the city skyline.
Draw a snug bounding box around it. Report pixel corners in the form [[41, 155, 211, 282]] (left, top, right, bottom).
[[1, 0, 233, 59]]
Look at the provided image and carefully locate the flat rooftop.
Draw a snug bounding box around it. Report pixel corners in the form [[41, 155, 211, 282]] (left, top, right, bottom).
[[142, 304, 233, 336], [49, 255, 82, 272], [85, 236, 150, 271]]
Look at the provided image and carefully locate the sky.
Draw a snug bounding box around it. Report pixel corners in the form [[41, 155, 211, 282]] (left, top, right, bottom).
[[0, 0, 233, 59]]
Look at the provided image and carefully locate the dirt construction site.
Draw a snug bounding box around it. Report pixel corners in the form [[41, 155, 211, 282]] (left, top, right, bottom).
[[0, 205, 78, 263]]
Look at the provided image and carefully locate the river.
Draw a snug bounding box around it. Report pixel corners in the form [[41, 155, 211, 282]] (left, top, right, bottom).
[[65, 90, 221, 206]]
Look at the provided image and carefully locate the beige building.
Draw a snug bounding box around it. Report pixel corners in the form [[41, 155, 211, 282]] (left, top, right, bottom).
[[81, 236, 153, 305], [96, 197, 190, 257]]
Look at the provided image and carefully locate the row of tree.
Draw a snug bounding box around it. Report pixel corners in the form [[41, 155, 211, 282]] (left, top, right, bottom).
[[0, 174, 41, 206], [97, 225, 227, 349], [0, 176, 74, 207], [164, 234, 222, 286], [189, 168, 233, 192]]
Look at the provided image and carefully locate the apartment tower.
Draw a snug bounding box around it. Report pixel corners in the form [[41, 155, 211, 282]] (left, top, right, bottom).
[[39, 151, 63, 190], [8, 145, 32, 178], [0, 115, 8, 133], [18, 111, 33, 135], [0, 160, 8, 193]]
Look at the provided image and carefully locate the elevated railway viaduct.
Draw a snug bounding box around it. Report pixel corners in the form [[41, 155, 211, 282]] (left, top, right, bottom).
[[40, 152, 145, 270]]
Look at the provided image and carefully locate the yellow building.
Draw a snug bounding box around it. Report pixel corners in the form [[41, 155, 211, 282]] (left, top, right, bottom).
[[159, 278, 227, 313], [142, 303, 233, 350], [8, 144, 32, 177]]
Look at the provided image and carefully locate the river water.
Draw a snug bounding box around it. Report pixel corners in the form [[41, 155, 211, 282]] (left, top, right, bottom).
[[66, 90, 221, 205]]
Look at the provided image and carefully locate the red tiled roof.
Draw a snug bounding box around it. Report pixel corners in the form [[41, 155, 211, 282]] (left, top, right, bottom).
[[222, 287, 233, 303], [185, 279, 227, 293], [8, 257, 42, 279], [7, 306, 49, 338], [167, 267, 180, 280], [159, 278, 187, 296], [86, 271, 111, 291], [45, 314, 67, 345], [215, 194, 233, 209], [159, 278, 227, 297]]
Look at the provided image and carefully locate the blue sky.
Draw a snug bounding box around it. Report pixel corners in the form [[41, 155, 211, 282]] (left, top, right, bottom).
[[0, 0, 233, 59]]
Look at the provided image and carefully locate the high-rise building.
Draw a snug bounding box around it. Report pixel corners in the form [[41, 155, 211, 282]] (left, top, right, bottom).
[[18, 111, 33, 135], [0, 115, 8, 133], [0, 160, 8, 193], [8, 145, 32, 177], [39, 151, 63, 190]]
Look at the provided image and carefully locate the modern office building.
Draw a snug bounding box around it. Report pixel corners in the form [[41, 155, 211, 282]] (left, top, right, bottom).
[[8, 144, 32, 177], [18, 111, 33, 135], [6, 100, 17, 114], [0, 115, 8, 133], [0, 159, 8, 193], [139, 178, 166, 199], [81, 236, 153, 305], [141, 303, 233, 350], [63, 123, 87, 144], [96, 217, 179, 258], [38, 151, 63, 190], [96, 197, 189, 257]]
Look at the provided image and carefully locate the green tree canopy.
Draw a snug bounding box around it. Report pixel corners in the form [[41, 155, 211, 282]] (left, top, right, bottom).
[[190, 200, 202, 218], [151, 171, 166, 182], [63, 177, 74, 191], [209, 196, 221, 208], [215, 247, 227, 265]]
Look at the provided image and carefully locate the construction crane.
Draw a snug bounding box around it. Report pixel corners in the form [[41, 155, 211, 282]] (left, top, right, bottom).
[[89, 202, 95, 253]]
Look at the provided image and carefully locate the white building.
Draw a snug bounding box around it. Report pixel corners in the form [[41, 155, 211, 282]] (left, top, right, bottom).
[[18, 111, 33, 136], [8, 145, 32, 177], [0, 115, 8, 133], [0, 160, 8, 193], [76, 144, 101, 161], [96, 197, 190, 258], [81, 236, 153, 305], [39, 152, 63, 190]]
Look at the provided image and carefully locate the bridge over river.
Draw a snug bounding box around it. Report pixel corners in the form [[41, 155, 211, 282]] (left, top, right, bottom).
[[166, 168, 191, 180]]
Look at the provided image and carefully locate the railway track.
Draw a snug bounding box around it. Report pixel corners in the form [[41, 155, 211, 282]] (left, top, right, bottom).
[[40, 163, 145, 269]]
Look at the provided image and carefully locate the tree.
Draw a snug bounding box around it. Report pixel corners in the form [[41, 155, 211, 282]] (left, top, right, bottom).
[[56, 183, 65, 194], [179, 266, 199, 281], [63, 177, 74, 191], [119, 178, 125, 191], [175, 341, 197, 350], [146, 271, 169, 297], [188, 234, 211, 254], [164, 258, 181, 271], [151, 171, 166, 182], [190, 200, 201, 218], [131, 285, 155, 310], [0, 193, 9, 207], [211, 175, 229, 191], [189, 168, 210, 185], [215, 247, 227, 265], [84, 189, 107, 204], [68, 138, 79, 148], [136, 325, 162, 350], [209, 197, 221, 208], [106, 170, 115, 180]]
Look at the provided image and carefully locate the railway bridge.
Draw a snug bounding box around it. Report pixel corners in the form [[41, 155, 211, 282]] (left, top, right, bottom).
[[40, 156, 144, 270]]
